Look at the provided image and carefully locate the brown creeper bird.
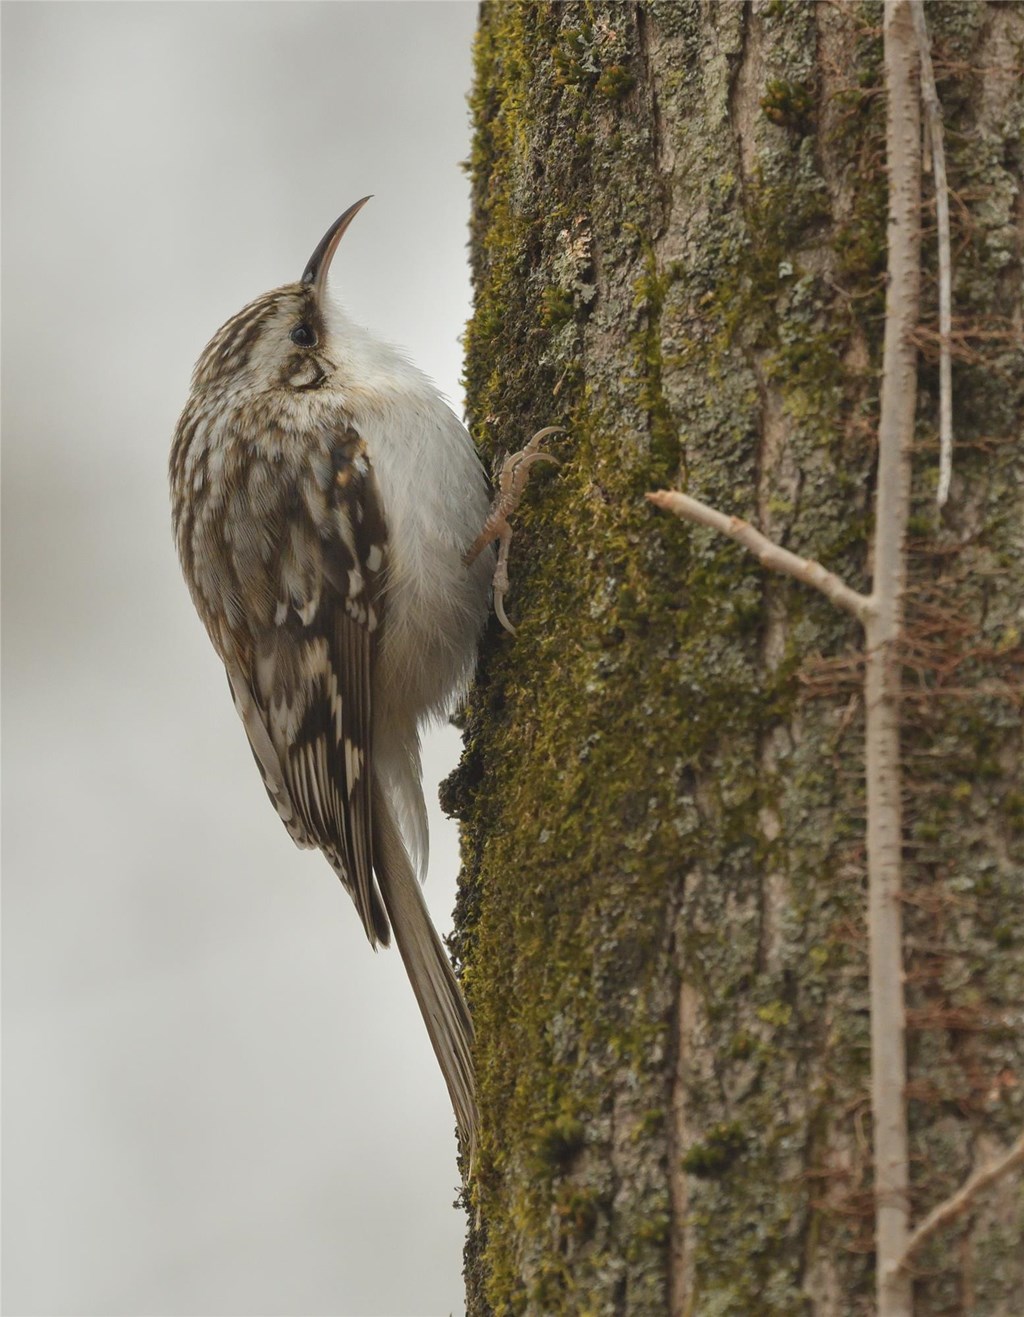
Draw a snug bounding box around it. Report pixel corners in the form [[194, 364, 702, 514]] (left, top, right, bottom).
[[170, 198, 552, 1150]]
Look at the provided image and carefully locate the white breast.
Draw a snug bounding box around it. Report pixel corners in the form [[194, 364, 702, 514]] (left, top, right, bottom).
[[323, 309, 493, 731]]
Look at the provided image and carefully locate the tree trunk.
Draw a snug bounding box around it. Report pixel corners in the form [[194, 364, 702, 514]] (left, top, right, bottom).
[[446, 3, 1024, 1313]]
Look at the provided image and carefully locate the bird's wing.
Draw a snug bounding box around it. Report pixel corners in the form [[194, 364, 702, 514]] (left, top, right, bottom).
[[225, 423, 390, 946]]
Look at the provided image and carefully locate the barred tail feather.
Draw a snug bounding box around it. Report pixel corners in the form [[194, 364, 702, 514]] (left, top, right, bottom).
[[372, 785, 477, 1152]]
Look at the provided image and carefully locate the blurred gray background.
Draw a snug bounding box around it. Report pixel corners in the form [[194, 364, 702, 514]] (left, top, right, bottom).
[[2, 4, 481, 1313]]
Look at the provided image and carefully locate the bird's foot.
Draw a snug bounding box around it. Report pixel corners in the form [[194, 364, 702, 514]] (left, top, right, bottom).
[[464, 426, 562, 634]]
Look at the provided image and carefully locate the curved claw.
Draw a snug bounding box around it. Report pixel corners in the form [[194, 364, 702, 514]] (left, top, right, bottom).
[[472, 424, 565, 632], [510, 450, 562, 475], [498, 429, 564, 503], [494, 590, 516, 635]]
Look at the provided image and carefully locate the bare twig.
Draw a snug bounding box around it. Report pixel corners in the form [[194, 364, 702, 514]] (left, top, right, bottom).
[[869, 8, 920, 1311], [912, 0, 954, 506], [645, 490, 872, 623], [888, 1129, 1024, 1278]]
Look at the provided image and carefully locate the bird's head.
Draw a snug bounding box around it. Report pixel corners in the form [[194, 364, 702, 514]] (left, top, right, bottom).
[[191, 197, 371, 396]]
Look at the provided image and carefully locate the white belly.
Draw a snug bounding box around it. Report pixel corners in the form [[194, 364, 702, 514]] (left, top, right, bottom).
[[345, 386, 493, 730]]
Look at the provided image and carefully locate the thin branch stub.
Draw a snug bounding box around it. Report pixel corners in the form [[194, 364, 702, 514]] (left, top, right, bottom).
[[646, 489, 873, 624], [887, 1128, 1024, 1278]]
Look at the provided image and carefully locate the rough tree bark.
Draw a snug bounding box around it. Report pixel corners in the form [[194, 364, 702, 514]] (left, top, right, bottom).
[[445, 3, 1024, 1313]]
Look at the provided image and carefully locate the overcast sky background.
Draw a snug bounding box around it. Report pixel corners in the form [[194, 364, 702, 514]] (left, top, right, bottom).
[[2, 4, 482, 1313]]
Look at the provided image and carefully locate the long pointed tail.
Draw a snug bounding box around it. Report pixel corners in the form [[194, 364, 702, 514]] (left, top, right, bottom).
[[373, 785, 477, 1152]]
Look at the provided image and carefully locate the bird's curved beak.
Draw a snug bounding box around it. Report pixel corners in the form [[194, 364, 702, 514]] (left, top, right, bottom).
[[301, 196, 372, 303]]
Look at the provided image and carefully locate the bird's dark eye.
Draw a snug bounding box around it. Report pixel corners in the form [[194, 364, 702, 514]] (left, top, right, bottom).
[[290, 323, 317, 348]]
